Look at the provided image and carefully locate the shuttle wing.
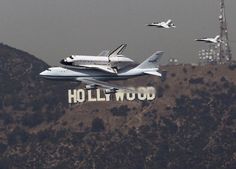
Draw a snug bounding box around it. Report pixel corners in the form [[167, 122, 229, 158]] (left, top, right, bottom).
[[80, 65, 117, 74]]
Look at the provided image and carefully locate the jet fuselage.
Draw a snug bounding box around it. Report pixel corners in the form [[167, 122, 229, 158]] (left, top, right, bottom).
[[39, 66, 155, 81]]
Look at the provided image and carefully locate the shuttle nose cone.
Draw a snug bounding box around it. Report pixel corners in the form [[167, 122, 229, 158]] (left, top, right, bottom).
[[60, 59, 66, 65], [60, 59, 73, 66]]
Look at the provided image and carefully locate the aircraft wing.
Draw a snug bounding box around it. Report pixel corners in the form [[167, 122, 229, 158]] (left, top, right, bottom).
[[162, 24, 169, 29], [195, 39, 205, 42], [80, 65, 117, 74], [76, 78, 136, 93]]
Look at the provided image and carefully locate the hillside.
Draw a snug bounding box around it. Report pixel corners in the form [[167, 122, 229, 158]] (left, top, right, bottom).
[[0, 43, 77, 137], [0, 44, 236, 169]]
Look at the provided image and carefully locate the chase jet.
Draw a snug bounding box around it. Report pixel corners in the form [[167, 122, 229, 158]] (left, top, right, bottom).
[[147, 19, 176, 29], [40, 51, 163, 94], [60, 44, 134, 74], [195, 35, 221, 44]]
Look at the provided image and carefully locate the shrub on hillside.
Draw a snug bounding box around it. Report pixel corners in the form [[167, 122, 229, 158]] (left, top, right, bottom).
[[111, 105, 130, 117], [91, 118, 105, 132], [22, 113, 44, 127]]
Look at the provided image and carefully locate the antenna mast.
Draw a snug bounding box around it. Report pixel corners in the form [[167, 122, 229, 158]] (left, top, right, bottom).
[[219, 0, 232, 63]]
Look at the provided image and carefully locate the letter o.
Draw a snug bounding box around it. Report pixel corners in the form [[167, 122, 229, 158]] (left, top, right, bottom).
[[77, 89, 85, 103], [137, 87, 147, 101]]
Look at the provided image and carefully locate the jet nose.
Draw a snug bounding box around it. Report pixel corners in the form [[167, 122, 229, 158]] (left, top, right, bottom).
[[39, 70, 47, 76]]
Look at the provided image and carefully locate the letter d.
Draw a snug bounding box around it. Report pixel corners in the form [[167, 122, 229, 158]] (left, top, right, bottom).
[[146, 87, 156, 101]]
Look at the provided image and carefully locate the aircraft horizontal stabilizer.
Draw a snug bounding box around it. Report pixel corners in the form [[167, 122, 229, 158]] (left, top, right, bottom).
[[144, 71, 162, 77]]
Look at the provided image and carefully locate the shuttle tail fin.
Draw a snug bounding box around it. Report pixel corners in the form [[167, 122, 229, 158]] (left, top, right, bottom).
[[109, 44, 127, 58]]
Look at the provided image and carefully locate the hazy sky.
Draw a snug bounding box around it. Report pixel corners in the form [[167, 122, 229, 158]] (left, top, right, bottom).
[[0, 0, 235, 65]]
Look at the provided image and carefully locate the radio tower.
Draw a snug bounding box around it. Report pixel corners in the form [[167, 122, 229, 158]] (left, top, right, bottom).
[[219, 0, 232, 63]]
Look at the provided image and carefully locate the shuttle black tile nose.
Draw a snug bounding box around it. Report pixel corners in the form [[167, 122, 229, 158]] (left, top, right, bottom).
[[60, 59, 73, 66]]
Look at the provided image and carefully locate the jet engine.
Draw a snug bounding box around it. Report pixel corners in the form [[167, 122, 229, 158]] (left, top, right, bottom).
[[104, 88, 117, 94], [85, 84, 97, 90]]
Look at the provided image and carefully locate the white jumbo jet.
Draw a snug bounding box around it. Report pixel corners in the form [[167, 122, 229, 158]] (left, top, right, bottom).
[[40, 51, 163, 94], [60, 44, 134, 74], [147, 19, 176, 29], [195, 35, 221, 44]]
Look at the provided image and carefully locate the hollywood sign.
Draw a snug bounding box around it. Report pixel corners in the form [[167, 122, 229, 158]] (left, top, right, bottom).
[[68, 87, 156, 103]]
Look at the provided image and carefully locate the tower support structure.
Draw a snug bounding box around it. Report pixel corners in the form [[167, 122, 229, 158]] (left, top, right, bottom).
[[218, 0, 232, 63]]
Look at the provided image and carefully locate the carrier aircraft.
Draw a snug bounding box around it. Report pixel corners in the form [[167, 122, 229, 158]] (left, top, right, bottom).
[[40, 51, 163, 94]]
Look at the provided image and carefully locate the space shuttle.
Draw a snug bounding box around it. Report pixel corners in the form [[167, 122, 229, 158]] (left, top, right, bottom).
[[60, 44, 134, 74]]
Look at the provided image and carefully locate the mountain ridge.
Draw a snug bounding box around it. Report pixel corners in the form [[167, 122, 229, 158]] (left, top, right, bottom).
[[0, 44, 235, 169]]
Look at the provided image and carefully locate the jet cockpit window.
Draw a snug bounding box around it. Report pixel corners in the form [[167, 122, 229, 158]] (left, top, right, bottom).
[[69, 56, 74, 59]]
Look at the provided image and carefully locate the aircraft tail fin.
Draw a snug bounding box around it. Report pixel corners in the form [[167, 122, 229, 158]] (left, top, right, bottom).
[[167, 19, 175, 27], [166, 19, 172, 25], [136, 51, 164, 69], [215, 35, 220, 41], [109, 44, 127, 58]]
